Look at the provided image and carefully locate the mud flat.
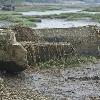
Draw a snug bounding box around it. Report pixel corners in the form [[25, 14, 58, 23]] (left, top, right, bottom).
[[1, 62, 100, 100], [24, 63, 100, 100]]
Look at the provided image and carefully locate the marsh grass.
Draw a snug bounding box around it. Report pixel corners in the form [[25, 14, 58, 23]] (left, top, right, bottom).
[[1, 6, 100, 27], [22, 16, 41, 22], [0, 11, 37, 27], [84, 6, 100, 12], [34, 13, 100, 23]]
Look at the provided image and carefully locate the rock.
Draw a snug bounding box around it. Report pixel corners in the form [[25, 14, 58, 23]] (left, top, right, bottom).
[[0, 29, 28, 73]]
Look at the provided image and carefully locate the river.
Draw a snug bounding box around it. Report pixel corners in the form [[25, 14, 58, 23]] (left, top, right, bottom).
[[21, 8, 100, 16], [35, 18, 100, 29], [21, 8, 82, 16]]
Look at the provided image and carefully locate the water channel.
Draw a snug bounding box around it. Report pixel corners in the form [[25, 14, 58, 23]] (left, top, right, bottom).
[[35, 18, 100, 29]]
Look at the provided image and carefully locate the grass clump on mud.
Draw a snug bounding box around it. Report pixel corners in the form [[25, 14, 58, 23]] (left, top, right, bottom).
[[0, 11, 38, 27], [35, 56, 97, 69]]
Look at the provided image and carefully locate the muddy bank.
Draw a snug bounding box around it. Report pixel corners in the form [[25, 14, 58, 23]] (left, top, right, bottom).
[[1, 62, 100, 100], [1, 25, 100, 100]]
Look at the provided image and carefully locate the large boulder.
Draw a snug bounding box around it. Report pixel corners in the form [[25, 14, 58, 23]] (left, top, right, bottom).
[[0, 29, 28, 73]]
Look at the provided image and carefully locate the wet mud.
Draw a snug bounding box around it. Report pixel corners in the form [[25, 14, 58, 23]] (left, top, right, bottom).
[[1, 63, 100, 100]]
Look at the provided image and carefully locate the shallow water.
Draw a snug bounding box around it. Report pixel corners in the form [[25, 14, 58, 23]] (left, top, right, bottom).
[[21, 8, 100, 16], [35, 19, 100, 29], [21, 8, 82, 16]]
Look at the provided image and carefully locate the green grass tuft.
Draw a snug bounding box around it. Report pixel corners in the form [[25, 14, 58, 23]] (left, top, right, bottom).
[[34, 56, 97, 69], [0, 12, 37, 27]]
